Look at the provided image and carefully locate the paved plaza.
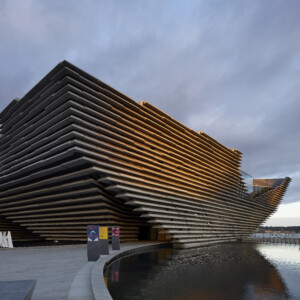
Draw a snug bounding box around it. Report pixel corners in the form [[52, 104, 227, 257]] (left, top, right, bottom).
[[0, 244, 87, 300], [0, 241, 168, 300]]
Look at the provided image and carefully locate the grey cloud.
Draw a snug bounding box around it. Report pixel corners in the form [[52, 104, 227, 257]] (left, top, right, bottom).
[[0, 0, 299, 205]]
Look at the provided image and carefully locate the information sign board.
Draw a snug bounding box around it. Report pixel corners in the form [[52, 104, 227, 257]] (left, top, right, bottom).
[[87, 225, 99, 242], [112, 226, 120, 250], [99, 227, 108, 240], [112, 227, 119, 237], [87, 225, 100, 261]]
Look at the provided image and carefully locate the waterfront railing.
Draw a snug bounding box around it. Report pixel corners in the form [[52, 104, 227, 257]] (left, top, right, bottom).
[[250, 235, 300, 245]]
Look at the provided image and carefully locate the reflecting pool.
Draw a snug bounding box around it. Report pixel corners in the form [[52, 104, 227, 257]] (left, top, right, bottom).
[[105, 243, 300, 300]]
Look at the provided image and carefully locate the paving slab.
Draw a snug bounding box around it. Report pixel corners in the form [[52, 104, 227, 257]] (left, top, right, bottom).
[[0, 279, 36, 300], [0, 244, 87, 300]]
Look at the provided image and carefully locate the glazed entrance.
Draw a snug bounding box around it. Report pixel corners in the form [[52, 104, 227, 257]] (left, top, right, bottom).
[[138, 226, 172, 241]]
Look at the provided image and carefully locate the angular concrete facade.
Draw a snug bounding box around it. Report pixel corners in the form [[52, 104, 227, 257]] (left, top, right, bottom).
[[0, 61, 291, 248]]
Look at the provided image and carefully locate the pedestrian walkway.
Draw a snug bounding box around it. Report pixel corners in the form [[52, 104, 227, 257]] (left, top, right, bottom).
[[0, 241, 170, 300], [0, 244, 87, 300]]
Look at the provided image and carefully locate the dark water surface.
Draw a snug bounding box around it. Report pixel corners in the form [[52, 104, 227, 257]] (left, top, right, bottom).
[[105, 243, 300, 300]]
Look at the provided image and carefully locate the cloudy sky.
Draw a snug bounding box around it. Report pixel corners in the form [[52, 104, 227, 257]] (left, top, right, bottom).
[[0, 0, 299, 226]]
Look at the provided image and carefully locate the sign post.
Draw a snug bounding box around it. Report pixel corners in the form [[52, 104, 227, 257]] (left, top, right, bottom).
[[87, 225, 100, 261], [99, 227, 109, 255], [112, 226, 120, 250]]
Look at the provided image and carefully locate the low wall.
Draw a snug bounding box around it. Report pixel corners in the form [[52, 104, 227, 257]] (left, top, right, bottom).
[[68, 242, 171, 300]]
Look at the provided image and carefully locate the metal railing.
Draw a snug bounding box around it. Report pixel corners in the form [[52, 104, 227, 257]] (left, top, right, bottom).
[[250, 235, 300, 245]]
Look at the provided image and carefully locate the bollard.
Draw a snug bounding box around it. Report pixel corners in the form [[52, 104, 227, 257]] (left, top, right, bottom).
[[99, 227, 109, 255], [112, 226, 120, 250], [87, 225, 100, 261]]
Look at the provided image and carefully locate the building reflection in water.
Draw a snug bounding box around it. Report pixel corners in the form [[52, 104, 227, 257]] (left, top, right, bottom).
[[110, 259, 120, 283], [105, 243, 293, 300]]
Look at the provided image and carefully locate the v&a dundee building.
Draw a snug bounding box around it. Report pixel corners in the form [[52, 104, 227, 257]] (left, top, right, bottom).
[[0, 61, 291, 249]]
